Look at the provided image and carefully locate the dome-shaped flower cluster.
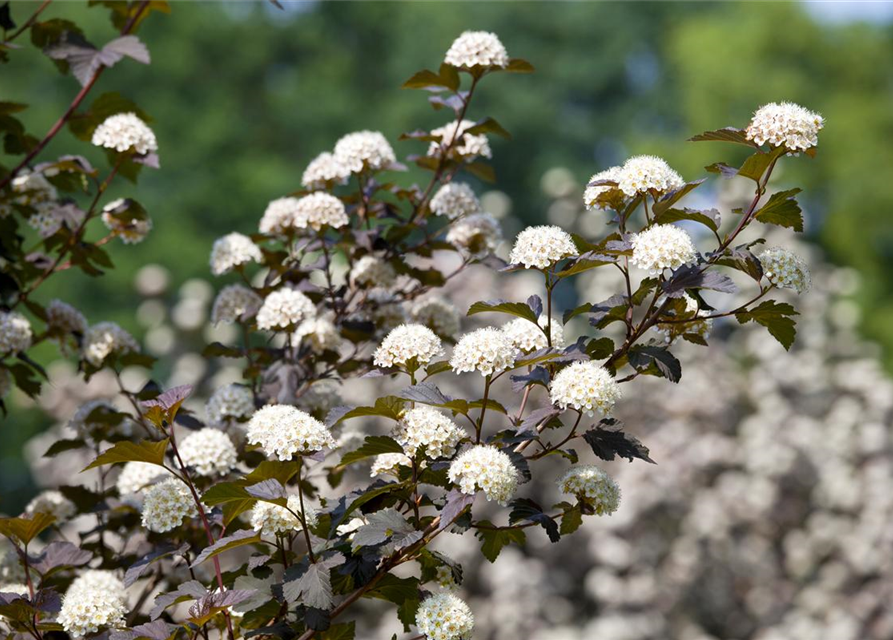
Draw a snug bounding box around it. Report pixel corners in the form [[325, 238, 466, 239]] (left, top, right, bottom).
[[297, 380, 342, 417], [250, 495, 318, 536], [448, 445, 518, 505], [550, 361, 621, 417], [558, 465, 621, 515], [444, 30, 509, 69], [759, 246, 811, 294], [246, 405, 336, 460], [501, 316, 564, 353], [46, 299, 87, 335], [260, 197, 302, 235], [428, 120, 492, 160], [450, 327, 516, 377], [333, 130, 397, 173], [210, 232, 262, 276], [141, 478, 197, 533], [101, 199, 152, 244], [617, 155, 685, 197], [370, 452, 411, 477], [206, 384, 255, 425], [630, 225, 697, 275], [584, 166, 623, 210], [211, 284, 263, 324], [91, 112, 157, 155], [430, 182, 481, 220], [256, 288, 316, 331], [373, 324, 444, 369], [394, 407, 465, 459], [0, 311, 32, 355], [409, 297, 461, 338], [350, 255, 397, 289], [116, 462, 166, 500], [746, 102, 824, 152], [509, 225, 577, 269], [302, 151, 350, 190], [58, 570, 128, 638], [415, 592, 475, 640], [178, 428, 238, 477], [81, 322, 138, 367], [25, 490, 76, 522], [446, 212, 502, 257], [293, 192, 349, 231], [294, 317, 341, 353]]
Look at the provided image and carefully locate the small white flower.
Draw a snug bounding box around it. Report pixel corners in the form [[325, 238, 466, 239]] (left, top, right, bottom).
[[25, 490, 76, 522], [501, 316, 564, 353], [294, 317, 341, 354], [450, 327, 516, 377], [333, 130, 397, 173], [101, 199, 152, 244], [584, 166, 623, 210], [246, 405, 336, 460], [0, 311, 32, 355], [428, 120, 491, 160], [509, 225, 576, 270], [409, 297, 461, 338], [630, 225, 697, 275], [178, 428, 238, 477], [260, 197, 302, 235], [350, 255, 397, 289], [302, 151, 351, 190], [435, 565, 458, 591], [444, 30, 509, 69], [746, 101, 824, 152], [446, 212, 502, 257], [58, 570, 127, 637], [370, 452, 412, 478], [430, 182, 481, 220], [206, 384, 255, 425], [558, 465, 621, 515], [46, 299, 87, 335], [27, 209, 63, 237], [256, 288, 317, 331], [250, 495, 318, 537], [617, 155, 685, 197], [81, 322, 138, 367], [448, 445, 518, 505], [91, 112, 157, 155], [550, 361, 621, 417], [210, 232, 262, 276], [373, 324, 444, 369], [141, 478, 197, 533], [415, 592, 475, 640], [211, 285, 263, 324], [116, 462, 167, 501], [293, 192, 349, 231], [759, 246, 811, 294], [394, 407, 465, 459]]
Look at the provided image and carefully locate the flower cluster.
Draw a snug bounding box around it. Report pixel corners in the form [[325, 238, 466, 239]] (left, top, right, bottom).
[[448, 445, 519, 505], [370, 452, 411, 477], [616, 155, 685, 197], [206, 384, 255, 424], [550, 361, 621, 416], [260, 197, 302, 235], [746, 101, 824, 152], [46, 299, 87, 335], [297, 380, 342, 417], [246, 405, 336, 460], [446, 212, 502, 257], [141, 478, 198, 533], [294, 317, 341, 353], [415, 592, 475, 640], [333, 130, 396, 173], [210, 232, 262, 275], [178, 428, 238, 477], [430, 182, 481, 219], [558, 465, 621, 515], [250, 495, 318, 536], [350, 255, 397, 289], [584, 166, 622, 210], [444, 30, 509, 69], [0, 311, 32, 355], [116, 462, 166, 500], [630, 224, 697, 274], [81, 322, 138, 367], [394, 407, 465, 459], [428, 120, 491, 160], [293, 192, 349, 231], [301, 151, 350, 190], [256, 288, 316, 331], [509, 225, 576, 269], [501, 316, 564, 352], [409, 297, 461, 338], [373, 324, 444, 369], [25, 490, 76, 522], [759, 246, 812, 293], [91, 112, 157, 155], [58, 570, 127, 638], [211, 284, 263, 324], [450, 327, 516, 377]]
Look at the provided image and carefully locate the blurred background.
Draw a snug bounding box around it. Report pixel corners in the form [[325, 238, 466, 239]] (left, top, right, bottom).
[[4, 2, 893, 639]]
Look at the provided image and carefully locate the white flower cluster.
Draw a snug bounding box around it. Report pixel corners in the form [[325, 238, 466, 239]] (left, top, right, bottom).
[[256, 288, 316, 331], [116, 461, 166, 499], [444, 30, 509, 69], [617, 155, 685, 197], [302, 151, 350, 190], [294, 317, 341, 353], [246, 404, 336, 460], [210, 232, 262, 276], [450, 327, 516, 377], [81, 322, 138, 367], [250, 495, 318, 537], [501, 316, 564, 353], [178, 428, 238, 477], [394, 407, 465, 459], [260, 197, 302, 235], [654, 294, 713, 345], [509, 225, 576, 269], [333, 130, 397, 173], [0, 311, 32, 355], [409, 297, 461, 338], [293, 192, 349, 232], [370, 452, 411, 477], [428, 120, 492, 160], [448, 445, 519, 505], [350, 255, 397, 289], [141, 478, 197, 533], [297, 380, 342, 416], [415, 592, 475, 640], [746, 101, 824, 152], [12, 170, 56, 209], [558, 465, 621, 515], [430, 182, 481, 219], [206, 384, 254, 425], [760, 246, 811, 294], [584, 166, 623, 210], [630, 224, 697, 274], [0, 583, 28, 597], [446, 212, 502, 257], [550, 361, 621, 416], [373, 324, 444, 369], [91, 112, 157, 155], [58, 570, 127, 638], [27, 208, 64, 238], [25, 490, 76, 522], [211, 284, 263, 324], [101, 199, 152, 244], [46, 299, 87, 335]]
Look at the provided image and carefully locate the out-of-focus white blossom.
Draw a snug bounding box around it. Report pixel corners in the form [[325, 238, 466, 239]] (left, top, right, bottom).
[[370, 453, 411, 477], [141, 478, 197, 533], [350, 255, 397, 289], [293, 192, 349, 231], [210, 232, 262, 276], [428, 120, 492, 160], [116, 462, 166, 500], [415, 592, 475, 640], [81, 322, 138, 367], [206, 384, 255, 425], [297, 380, 342, 417], [211, 284, 263, 324], [630, 224, 697, 274], [509, 225, 576, 269], [256, 288, 316, 331], [584, 166, 623, 210], [430, 182, 481, 220], [446, 212, 502, 257], [409, 297, 461, 338], [450, 327, 515, 377], [101, 199, 152, 244], [27, 209, 63, 237], [746, 101, 824, 152], [46, 299, 87, 335], [302, 151, 350, 190], [25, 490, 76, 522], [58, 570, 127, 637], [178, 428, 238, 477], [0, 311, 32, 355], [333, 130, 397, 173], [246, 405, 336, 460], [550, 361, 621, 417], [294, 317, 341, 353], [760, 246, 811, 294], [367, 290, 407, 334], [394, 406, 465, 459], [12, 170, 57, 207], [91, 113, 157, 155], [260, 197, 301, 235], [501, 316, 564, 352], [617, 155, 685, 197], [373, 323, 444, 369], [444, 30, 509, 69], [250, 495, 318, 537], [448, 445, 518, 505], [558, 465, 621, 515]]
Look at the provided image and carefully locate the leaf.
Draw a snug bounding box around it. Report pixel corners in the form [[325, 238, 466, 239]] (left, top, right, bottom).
[[439, 490, 475, 530], [662, 266, 737, 297], [351, 509, 423, 552], [737, 147, 786, 182], [582, 418, 655, 464], [654, 207, 721, 233], [463, 117, 511, 140], [43, 438, 86, 458], [284, 563, 333, 610], [508, 498, 560, 542], [504, 58, 535, 73], [125, 544, 189, 588], [29, 542, 91, 576], [82, 438, 169, 472], [526, 295, 543, 319], [474, 523, 526, 562], [754, 188, 804, 232], [402, 68, 455, 91], [245, 479, 286, 501], [150, 580, 208, 620], [559, 505, 583, 535], [517, 406, 560, 434], [364, 574, 419, 605], [735, 300, 799, 350], [339, 436, 404, 467], [191, 529, 263, 568], [463, 161, 495, 183], [467, 299, 537, 323], [509, 366, 549, 393], [331, 396, 404, 426], [141, 385, 192, 426], [651, 180, 706, 217], [687, 127, 758, 147], [628, 345, 682, 383], [0, 513, 56, 544], [319, 622, 356, 640], [327, 480, 408, 536]]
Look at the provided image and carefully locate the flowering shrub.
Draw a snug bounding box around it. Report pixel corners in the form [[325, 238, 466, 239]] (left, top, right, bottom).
[[0, 7, 824, 640]]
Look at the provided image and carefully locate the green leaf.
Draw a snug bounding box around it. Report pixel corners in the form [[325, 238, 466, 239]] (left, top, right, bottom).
[[559, 505, 583, 535], [318, 622, 355, 640], [504, 58, 535, 73], [474, 522, 526, 562], [688, 127, 758, 147], [627, 345, 682, 383], [81, 438, 169, 472], [651, 180, 705, 217], [44, 438, 87, 458], [464, 117, 511, 140], [735, 300, 799, 350], [737, 146, 786, 182], [191, 529, 264, 568], [364, 574, 419, 605], [654, 207, 721, 233], [754, 188, 804, 232], [339, 436, 404, 468], [509, 498, 560, 542], [0, 513, 55, 544], [331, 397, 404, 426], [284, 562, 333, 610], [464, 161, 495, 183], [467, 299, 537, 323]]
